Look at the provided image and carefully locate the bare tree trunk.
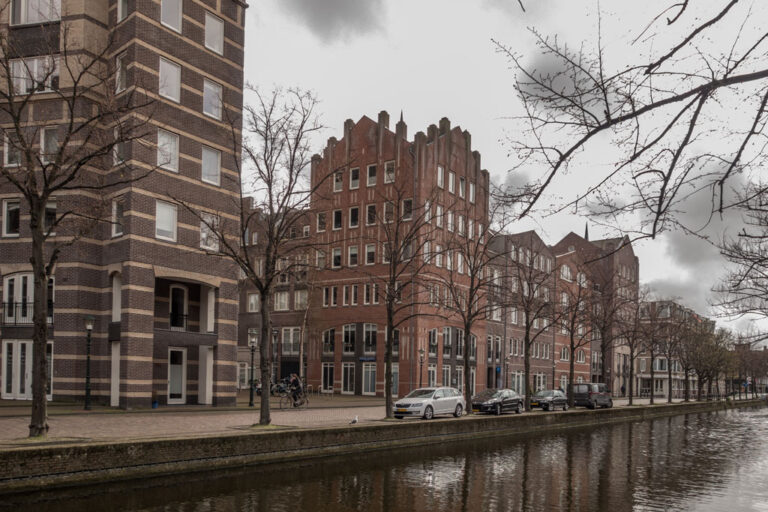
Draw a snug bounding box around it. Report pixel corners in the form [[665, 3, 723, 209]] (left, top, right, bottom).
[[29, 199, 49, 437], [649, 350, 655, 405], [667, 360, 673, 403], [524, 330, 531, 410], [384, 306, 394, 419], [628, 353, 635, 406], [707, 379, 713, 401], [258, 291, 272, 425], [464, 326, 472, 412], [684, 370, 691, 402], [568, 340, 575, 408]]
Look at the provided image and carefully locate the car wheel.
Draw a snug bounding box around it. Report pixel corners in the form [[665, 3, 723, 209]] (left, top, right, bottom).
[[543, 403, 550, 411], [423, 405, 434, 420], [454, 404, 463, 418], [516, 402, 523, 414], [394, 415, 403, 419], [608, 399, 613, 408], [563, 403, 569, 411], [588, 401, 596, 410], [495, 404, 502, 416]]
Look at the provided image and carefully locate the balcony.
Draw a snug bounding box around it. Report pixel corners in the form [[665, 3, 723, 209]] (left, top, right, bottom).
[[2, 302, 53, 326]]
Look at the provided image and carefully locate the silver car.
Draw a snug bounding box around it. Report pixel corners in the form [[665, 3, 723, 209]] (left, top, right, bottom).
[[393, 387, 466, 419]]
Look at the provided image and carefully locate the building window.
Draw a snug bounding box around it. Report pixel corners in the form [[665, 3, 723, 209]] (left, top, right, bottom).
[[435, 245, 443, 268], [204, 12, 224, 54], [437, 165, 444, 188], [366, 204, 376, 225], [448, 171, 455, 194], [384, 161, 395, 183], [333, 210, 342, 230], [294, 289, 308, 309], [157, 129, 179, 171], [155, 200, 177, 241], [160, 0, 182, 32], [316, 250, 326, 269], [349, 206, 359, 228], [365, 244, 375, 265], [200, 212, 219, 251], [115, 52, 128, 93], [158, 57, 181, 102], [281, 326, 300, 354], [429, 329, 438, 356], [446, 211, 454, 232], [2, 199, 20, 237], [350, 168, 359, 189], [111, 198, 124, 237], [459, 177, 465, 198], [343, 285, 349, 306], [323, 329, 335, 354], [203, 79, 223, 119], [4, 135, 20, 167], [201, 146, 221, 185], [117, 0, 128, 22], [274, 291, 289, 311], [342, 363, 355, 394], [10, 56, 59, 95], [384, 202, 394, 224], [247, 293, 259, 312], [347, 245, 359, 266], [332, 248, 342, 268], [402, 199, 412, 221], [367, 164, 376, 186], [333, 171, 343, 192], [11, 0, 60, 25], [40, 127, 58, 164], [561, 346, 570, 361], [343, 324, 356, 354], [435, 205, 443, 228], [442, 365, 450, 387], [561, 265, 572, 281], [317, 212, 326, 232], [331, 286, 338, 306], [364, 323, 377, 353], [428, 364, 437, 387], [373, 283, 379, 304], [351, 284, 358, 305], [362, 363, 376, 395]]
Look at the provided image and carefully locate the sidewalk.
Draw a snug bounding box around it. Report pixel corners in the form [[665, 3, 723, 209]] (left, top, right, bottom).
[[0, 393, 760, 448]]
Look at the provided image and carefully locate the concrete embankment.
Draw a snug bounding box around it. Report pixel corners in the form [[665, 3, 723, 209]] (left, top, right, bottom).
[[0, 398, 764, 494]]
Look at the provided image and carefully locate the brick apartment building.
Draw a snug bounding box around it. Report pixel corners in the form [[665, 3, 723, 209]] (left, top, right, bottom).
[[1, 0, 246, 407], [551, 231, 639, 395], [297, 111, 492, 397]]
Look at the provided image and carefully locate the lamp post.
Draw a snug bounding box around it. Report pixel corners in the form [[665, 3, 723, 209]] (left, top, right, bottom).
[[84, 315, 94, 410], [248, 330, 258, 407], [418, 348, 425, 388]]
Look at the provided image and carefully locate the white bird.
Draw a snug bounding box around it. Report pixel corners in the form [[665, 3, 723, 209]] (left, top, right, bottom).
[[349, 415, 359, 424]]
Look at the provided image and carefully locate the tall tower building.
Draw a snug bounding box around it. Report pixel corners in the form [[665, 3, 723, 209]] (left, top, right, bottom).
[[0, 0, 246, 407]]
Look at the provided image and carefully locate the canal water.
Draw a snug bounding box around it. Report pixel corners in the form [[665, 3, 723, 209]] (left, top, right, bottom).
[[4, 407, 768, 511]]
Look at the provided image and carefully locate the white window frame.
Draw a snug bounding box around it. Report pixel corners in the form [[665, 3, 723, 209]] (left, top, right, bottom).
[[384, 160, 395, 183], [365, 244, 375, 265], [199, 212, 219, 251], [201, 145, 221, 186], [111, 198, 124, 237], [332, 248, 342, 269], [367, 164, 376, 187], [203, 79, 223, 120], [11, 0, 60, 26], [362, 362, 376, 396], [348, 245, 358, 267], [157, 128, 179, 172], [437, 165, 444, 188], [2, 199, 20, 237], [4, 135, 20, 167], [155, 200, 177, 242], [247, 293, 259, 313], [448, 171, 455, 194], [349, 206, 359, 228], [349, 167, 360, 189], [158, 57, 181, 103], [342, 362, 355, 394], [469, 182, 476, 203], [40, 126, 58, 164], [160, 0, 182, 32], [204, 12, 224, 55], [333, 171, 343, 192], [117, 0, 128, 22], [332, 209, 342, 231], [115, 52, 128, 93], [274, 291, 289, 311]]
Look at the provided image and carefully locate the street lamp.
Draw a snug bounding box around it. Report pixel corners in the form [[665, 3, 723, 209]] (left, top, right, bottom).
[[248, 330, 258, 407], [84, 315, 95, 410], [418, 348, 425, 388]]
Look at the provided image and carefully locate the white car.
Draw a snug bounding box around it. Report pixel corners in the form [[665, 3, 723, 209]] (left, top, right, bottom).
[[393, 387, 466, 419]]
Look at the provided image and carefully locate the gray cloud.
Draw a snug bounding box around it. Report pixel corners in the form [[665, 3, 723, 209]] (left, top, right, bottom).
[[276, 0, 385, 43]]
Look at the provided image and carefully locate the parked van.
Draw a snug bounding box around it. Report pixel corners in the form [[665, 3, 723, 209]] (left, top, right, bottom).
[[571, 383, 613, 409]]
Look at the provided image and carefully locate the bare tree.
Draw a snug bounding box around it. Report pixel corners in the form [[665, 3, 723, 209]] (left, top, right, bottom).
[[178, 88, 333, 425], [558, 263, 598, 407], [494, 3, 768, 241], [0, 19, 153, 436], [638, 300, 668, 404], [365, 180, 437, 418], [616, 288, 650, 405], [507, 232, 558, 410], [439, 202, 511, 409]]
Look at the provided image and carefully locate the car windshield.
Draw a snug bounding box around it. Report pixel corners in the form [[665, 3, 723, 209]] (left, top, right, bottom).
[[474, 389, 501, 400], [405, 388, 435, 399], [534, 390, 554, 397]]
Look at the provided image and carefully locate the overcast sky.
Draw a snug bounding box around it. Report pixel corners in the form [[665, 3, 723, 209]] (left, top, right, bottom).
[[243, 1, 763, 333]]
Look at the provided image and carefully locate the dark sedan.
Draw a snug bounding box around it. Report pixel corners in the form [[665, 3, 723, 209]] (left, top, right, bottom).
[[529, 389, 568, 411], [471, 388, 524, 415]]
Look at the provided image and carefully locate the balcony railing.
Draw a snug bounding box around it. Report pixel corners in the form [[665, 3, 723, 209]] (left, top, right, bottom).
[[169, 313, 188, 331], [2, 302, 53, 326]]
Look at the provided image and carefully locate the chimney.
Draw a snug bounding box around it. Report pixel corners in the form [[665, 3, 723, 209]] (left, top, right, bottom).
[[427, 124, 438, 143], [344, 119, 354, 159], [439, 117, 451, 135], [378, 110, 390, 131]]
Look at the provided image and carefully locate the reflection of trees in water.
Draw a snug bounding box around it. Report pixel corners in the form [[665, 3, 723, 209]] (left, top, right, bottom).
[[4, 410, 764, 512]]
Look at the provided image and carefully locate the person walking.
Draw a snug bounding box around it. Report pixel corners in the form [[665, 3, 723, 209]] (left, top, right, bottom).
[[621, 384, 626, 397]]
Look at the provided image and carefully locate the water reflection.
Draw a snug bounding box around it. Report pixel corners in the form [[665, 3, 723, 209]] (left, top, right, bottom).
[[3, 408, 767, 512]]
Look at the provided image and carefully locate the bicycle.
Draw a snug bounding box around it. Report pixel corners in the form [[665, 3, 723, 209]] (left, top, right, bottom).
[[280, 390, 309, 409]]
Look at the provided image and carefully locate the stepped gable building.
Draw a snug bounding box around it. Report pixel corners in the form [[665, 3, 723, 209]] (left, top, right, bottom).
[[551, 231, 639, 394], [1, 1, 247, 407], [304, 111, 491, 397]]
